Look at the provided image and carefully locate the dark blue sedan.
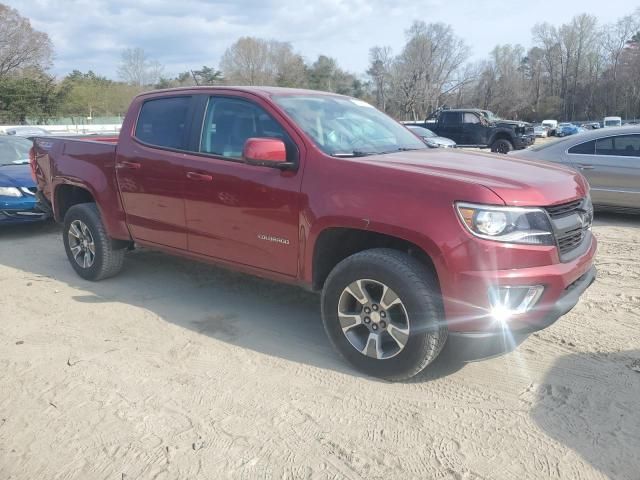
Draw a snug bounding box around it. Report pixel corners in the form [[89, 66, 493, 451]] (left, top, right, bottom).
[[0, 136, 49, 224]]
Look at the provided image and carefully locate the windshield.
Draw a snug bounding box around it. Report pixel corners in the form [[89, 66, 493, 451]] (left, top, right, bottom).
[[604, 120, 621, 127], [0, 136, 32, 166], [407, 126, 437, 138], [272, 95, 426, 156], [480, 110, 501, 122]]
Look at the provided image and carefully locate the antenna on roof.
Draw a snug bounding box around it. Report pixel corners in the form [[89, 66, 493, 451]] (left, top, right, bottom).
[[190, 70, 200, 86]]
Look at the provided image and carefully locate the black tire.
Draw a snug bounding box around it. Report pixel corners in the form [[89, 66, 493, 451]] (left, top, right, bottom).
[[63, 203, 125, 281], [490, 138, 514, 154], [321, 249, 447, 381]]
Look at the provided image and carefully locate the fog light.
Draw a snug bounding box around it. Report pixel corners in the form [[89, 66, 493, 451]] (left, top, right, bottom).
[[488, 285, 544, 323]]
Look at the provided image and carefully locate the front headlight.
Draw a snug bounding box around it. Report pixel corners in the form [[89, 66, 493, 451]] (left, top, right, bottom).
[[0, 187, 22, 197], [456, 202, 554, 245]]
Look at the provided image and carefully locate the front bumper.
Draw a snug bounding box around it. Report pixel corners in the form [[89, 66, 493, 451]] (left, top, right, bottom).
[[0, 198, 49, 224], [442, 233, 597, 336], [449, 265, 596, 338], [513, 135, 535, 149]]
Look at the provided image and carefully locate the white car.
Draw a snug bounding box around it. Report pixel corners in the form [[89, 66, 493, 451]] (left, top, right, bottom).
[[534, 125, 548, 138]]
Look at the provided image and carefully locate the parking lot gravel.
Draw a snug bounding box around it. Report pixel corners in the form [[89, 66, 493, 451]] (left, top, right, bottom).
[[1, 213, 639, 480]]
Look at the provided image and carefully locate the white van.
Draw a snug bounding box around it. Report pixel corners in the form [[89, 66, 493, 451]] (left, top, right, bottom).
[[541, 119, 559, 135], [603, 116, 622, 128]]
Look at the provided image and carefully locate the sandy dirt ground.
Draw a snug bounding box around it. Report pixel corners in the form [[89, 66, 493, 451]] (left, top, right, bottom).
[[0, 213, 639, 480]]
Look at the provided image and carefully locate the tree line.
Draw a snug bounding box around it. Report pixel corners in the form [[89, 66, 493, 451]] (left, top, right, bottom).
[[0, 2, 638, 124]]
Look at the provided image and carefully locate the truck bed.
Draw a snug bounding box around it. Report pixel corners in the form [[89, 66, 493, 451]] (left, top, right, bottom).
[[32, 135, 131, 240]]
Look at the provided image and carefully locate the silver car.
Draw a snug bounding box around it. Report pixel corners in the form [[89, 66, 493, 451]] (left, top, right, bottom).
[[511, 126, 640, 210], [406, 125, 457, 148]]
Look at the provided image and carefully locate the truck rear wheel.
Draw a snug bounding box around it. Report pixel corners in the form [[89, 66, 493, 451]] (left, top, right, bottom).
[[321, 249, 447, 381], [63, 203, 125, 281], [491, 138, 514, 154]]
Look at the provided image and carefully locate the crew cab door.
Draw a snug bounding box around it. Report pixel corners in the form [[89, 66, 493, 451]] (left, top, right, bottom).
[[567, 134, 640, 208], [181, 94, 303, 276], [437, 112, 464, 145], [462, 112, 486, 145], [116, 95, 196, 249]]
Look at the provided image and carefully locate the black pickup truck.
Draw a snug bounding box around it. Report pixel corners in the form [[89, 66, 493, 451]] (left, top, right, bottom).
[[405, 108, 535, 154]]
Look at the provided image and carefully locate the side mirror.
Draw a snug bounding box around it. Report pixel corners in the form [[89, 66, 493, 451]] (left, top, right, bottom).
[[242, 138, 294, 170]]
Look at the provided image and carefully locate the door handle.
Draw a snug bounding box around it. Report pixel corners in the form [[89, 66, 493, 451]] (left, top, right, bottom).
[[186, 171, 213, 182], [116, 161, 141, 170], [577, 164, 594, 170]]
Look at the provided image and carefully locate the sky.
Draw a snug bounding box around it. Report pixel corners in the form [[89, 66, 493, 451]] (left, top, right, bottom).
[[7, 0, 637, 80]]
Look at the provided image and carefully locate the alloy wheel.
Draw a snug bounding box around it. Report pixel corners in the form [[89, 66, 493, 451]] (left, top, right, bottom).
[[67, 220, 96, 268], [337, 279, 410, 360]]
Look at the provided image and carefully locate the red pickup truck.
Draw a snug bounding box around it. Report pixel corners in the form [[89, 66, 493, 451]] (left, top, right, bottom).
[[32, 87, 596, 380]]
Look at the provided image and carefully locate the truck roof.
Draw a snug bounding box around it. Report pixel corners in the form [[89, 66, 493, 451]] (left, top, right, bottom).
[[135, 85, 349, 100], [437, 108, 485, 113]]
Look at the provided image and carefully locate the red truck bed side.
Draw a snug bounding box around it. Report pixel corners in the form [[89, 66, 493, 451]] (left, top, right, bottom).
[[33, 137, 131, 241]]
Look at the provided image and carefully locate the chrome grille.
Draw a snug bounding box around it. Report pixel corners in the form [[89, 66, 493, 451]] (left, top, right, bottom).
[[546, 199, 583, 218], [544, 198, 592, 261], [557, 227, 585, 255]]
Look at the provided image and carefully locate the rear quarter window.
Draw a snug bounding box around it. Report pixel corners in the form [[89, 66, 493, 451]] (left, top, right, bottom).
[[135, 96, 192, 149]]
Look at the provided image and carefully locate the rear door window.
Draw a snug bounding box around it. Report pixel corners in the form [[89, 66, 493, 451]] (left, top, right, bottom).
[[135, 96, 192, 150], [596, 135, 640, 157], [441, 112, 461, 126], [568, 140, 595, 155]]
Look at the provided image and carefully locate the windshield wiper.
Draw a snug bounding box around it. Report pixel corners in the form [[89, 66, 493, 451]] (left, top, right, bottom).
[[379, 147, 425, 154], [331, 151, 376, 158]]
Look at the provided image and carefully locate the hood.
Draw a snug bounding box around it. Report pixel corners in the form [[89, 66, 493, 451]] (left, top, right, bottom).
[[359, 149, 587, 206], [0, 164, 36, 188], [493, 119, 531, 128]]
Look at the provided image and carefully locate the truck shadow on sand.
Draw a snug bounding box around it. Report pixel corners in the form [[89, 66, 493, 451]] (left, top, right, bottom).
[[0, 217, 629, 383], [530, 349, 640, 479]]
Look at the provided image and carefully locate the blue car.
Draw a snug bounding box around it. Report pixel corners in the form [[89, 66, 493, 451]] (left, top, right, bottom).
[[557, 123, 585, 137], [0, 136, 49, 224]]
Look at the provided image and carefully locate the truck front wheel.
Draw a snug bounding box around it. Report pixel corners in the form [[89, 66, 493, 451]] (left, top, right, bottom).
[[321, 249, 447, 381], [491, 138, 514, 154], [63, 203, 125, 281]]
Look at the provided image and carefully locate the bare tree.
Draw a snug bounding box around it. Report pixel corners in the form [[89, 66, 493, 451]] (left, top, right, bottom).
[[220, 37, 307, 87], [382, 21, 469, 119], [603, 12, 640, 112], [220, 37, 270, 85], [117, 48, 163, 87], [0, 3, 52, 78], [367, 46, 393, 111]]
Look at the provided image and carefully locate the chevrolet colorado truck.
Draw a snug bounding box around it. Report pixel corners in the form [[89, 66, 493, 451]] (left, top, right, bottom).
[[407, 108, 535, 153], [32, 87, 596, 380]]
